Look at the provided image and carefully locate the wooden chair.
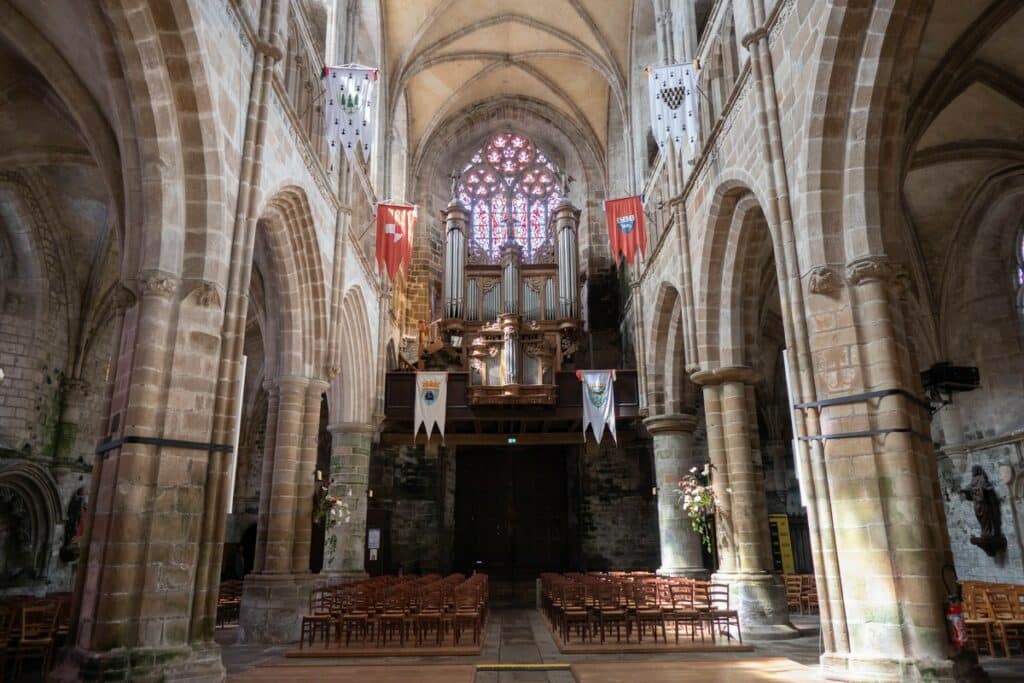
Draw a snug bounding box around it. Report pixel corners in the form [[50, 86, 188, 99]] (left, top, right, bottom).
[[338, 593, 373, 646], [594, 581, 629, 643], [414, 590, 449, 646], [963, 583, 997, 656], [784, 575, 804, 614], [985, 588, 1024, 657], [633, 582, 667, 643], [452, 588, 482, 645], [708, 583, 742, 643], [669, 581, 706, 643], [801, 575, 819, 614], [558, 584, 591, 644], [299, 589, 333, 649], [0, 604, 14, 682], [377, 591, 413, 647], [13, 601, 58, 677]]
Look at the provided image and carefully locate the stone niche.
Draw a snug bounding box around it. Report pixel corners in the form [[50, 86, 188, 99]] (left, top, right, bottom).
[[0, 458, 62, 594]]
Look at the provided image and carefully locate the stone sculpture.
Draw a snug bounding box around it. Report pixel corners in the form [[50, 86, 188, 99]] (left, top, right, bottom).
[[960, 465, 1006, 556]]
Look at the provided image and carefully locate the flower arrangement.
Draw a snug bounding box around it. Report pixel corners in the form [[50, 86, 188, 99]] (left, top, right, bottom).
[[313, 481, 351, 563], [676, 463, 726, 553]]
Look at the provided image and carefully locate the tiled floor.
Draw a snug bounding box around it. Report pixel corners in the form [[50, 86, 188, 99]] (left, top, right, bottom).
[[219, 609, 1024, 682]]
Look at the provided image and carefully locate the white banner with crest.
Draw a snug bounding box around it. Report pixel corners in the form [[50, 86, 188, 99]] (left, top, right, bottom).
[[648, 63, 699, 155], [324, 64, 379, 160], [579, 370, 617, 444], [414, 372, 447, 441]]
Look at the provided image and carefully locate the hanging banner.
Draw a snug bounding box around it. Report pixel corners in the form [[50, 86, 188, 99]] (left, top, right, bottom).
[[376, 203, 417, 279], [604, 195, 647, 266], [577, 370, 617, 444], [323, 64, 379, 160], [648, 63, 699, 154], [414, 372, 447, 441]]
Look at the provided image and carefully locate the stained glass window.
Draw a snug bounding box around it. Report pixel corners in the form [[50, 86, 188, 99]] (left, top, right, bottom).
[[457, 133, 562, 262], [1017, 228, 1024, 313]]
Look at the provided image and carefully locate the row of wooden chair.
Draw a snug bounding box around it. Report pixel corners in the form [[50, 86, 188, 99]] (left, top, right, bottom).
[[783, 574, 819, 614], [541, 573, 741, 645], [216, 580, 243, 627], [961, 580, 1024, 657], [0, 592, 72, 679], [300, 572, 489, 649]]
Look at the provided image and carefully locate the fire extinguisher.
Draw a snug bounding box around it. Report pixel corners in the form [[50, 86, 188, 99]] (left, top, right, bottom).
[[942, 564, 968, 648], [946, 596, 968, 648]]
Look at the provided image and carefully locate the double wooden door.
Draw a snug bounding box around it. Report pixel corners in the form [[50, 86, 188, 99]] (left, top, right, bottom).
[[454, 447, 568, 579]]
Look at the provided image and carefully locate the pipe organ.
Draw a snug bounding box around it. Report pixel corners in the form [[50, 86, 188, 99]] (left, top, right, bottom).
[[441, 196, 582, 405]]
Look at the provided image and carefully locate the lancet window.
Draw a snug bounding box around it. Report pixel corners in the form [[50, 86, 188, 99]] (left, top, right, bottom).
[[1017, 227, 1024, 313], [457, 133, 562, 263]]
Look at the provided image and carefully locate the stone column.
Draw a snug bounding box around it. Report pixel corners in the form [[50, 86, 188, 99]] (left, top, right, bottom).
[[292, 380, 329, 571], [239, 376, 319, 644], [693, 366, 797, 639], [322, 422, 374, 579], [252, 381, 279, 574], [644, 413, 706, 577]]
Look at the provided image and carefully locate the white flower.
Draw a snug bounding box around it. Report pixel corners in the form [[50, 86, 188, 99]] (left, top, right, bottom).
[[689, 466, 698, 473], [725, 487, 733, 493], [702, 463, 710, 476]]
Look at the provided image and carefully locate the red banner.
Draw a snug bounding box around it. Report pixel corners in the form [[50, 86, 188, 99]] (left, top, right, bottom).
[[376, 203, 416, 279], [604, 195, 647, 265]]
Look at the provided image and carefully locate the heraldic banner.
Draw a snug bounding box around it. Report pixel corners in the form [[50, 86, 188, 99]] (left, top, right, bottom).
[[323, 64, 379, 160], [648, 63, 699, 154], [376, 203, 416, 279], [414, 372, 447, 440], [577, 370, 617, 444], [604, 196, 647, 266]]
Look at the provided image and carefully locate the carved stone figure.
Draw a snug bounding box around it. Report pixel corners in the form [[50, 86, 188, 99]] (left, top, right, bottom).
[[960, 465, 1006, 557], [60, 486, 87, 562]]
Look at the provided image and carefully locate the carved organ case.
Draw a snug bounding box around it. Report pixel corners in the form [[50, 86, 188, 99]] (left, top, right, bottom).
[[441, 134, 582, 405]]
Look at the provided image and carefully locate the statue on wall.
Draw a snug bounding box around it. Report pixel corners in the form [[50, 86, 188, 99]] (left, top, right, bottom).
[[59, 487, 87, 562], [960, 465, 1006, 557]]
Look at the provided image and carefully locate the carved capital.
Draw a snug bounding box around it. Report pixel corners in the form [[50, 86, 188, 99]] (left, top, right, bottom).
[[189, 281, 221, 308], [643, 412, 698, 435], [690, 365, 760, 387], [807, 266, 841, 295], [325, 364, 341, 380], [140, 273, 180, 299], [741, 27, 768, 48], [845, 257, 893, 286]]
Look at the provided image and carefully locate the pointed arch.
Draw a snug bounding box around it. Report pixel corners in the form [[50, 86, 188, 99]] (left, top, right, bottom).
[[330, 286, 375, 425]]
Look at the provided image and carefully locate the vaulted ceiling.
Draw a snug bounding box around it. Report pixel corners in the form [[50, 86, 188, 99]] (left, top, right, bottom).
[[383, 0, 633, 159]]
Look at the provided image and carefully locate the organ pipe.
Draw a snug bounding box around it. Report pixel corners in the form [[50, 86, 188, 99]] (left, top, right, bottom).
[[555, 200, 580, 319], [442, 200, 467, 321]]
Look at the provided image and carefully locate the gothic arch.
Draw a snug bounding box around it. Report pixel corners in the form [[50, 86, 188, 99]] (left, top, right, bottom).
[[0, 460, 61, 582], [331, 286, 375, 425], [255, 186, 329, 380], [647, 282, 694, 415], [695, 176, 776, 369]]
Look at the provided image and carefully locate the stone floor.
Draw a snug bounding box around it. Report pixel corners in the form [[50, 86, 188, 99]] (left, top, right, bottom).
[[219, 609, 1024, 682]]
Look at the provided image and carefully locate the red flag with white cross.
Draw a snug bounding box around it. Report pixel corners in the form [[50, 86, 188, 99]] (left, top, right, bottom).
[[604, 195, 647, 266], [375, 203, 416, 279]]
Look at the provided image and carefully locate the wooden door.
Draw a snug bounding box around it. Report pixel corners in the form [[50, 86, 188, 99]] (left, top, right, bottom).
[[454, 447, 568, 579]]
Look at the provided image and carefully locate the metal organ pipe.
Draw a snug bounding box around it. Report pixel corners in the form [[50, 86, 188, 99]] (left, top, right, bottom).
[[555, 201, 580, 319], [442, 202, 467, 320]]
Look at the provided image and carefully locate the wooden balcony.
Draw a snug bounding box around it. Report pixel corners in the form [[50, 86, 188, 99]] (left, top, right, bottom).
[[381, 370, 641, 445]]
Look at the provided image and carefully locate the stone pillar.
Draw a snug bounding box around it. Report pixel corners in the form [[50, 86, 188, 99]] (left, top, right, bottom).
[[239, 376, 321, 644], [693, 366, 797, 639], [644, 413, 706, 577], [252, 381, 279, 574], [322, 422, 374, 579]]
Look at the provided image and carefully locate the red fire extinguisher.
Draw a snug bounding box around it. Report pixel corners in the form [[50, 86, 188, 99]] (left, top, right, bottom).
[[946, 596, 968, 648]]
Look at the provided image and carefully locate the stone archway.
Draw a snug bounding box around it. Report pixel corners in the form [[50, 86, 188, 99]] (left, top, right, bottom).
[[0, 460, 61, 588]]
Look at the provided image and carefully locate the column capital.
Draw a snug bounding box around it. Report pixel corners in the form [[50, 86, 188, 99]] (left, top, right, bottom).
[[690, 365, 760, 386], [644, 412, 698, 435]]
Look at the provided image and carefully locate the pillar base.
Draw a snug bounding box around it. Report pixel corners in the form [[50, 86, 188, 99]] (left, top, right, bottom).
[[238, 573, 319, 644], [50, 643, 224, 682], [820, 651, 981, 682], [657, 565, 708, 579], [712, 571, 799, 640]]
